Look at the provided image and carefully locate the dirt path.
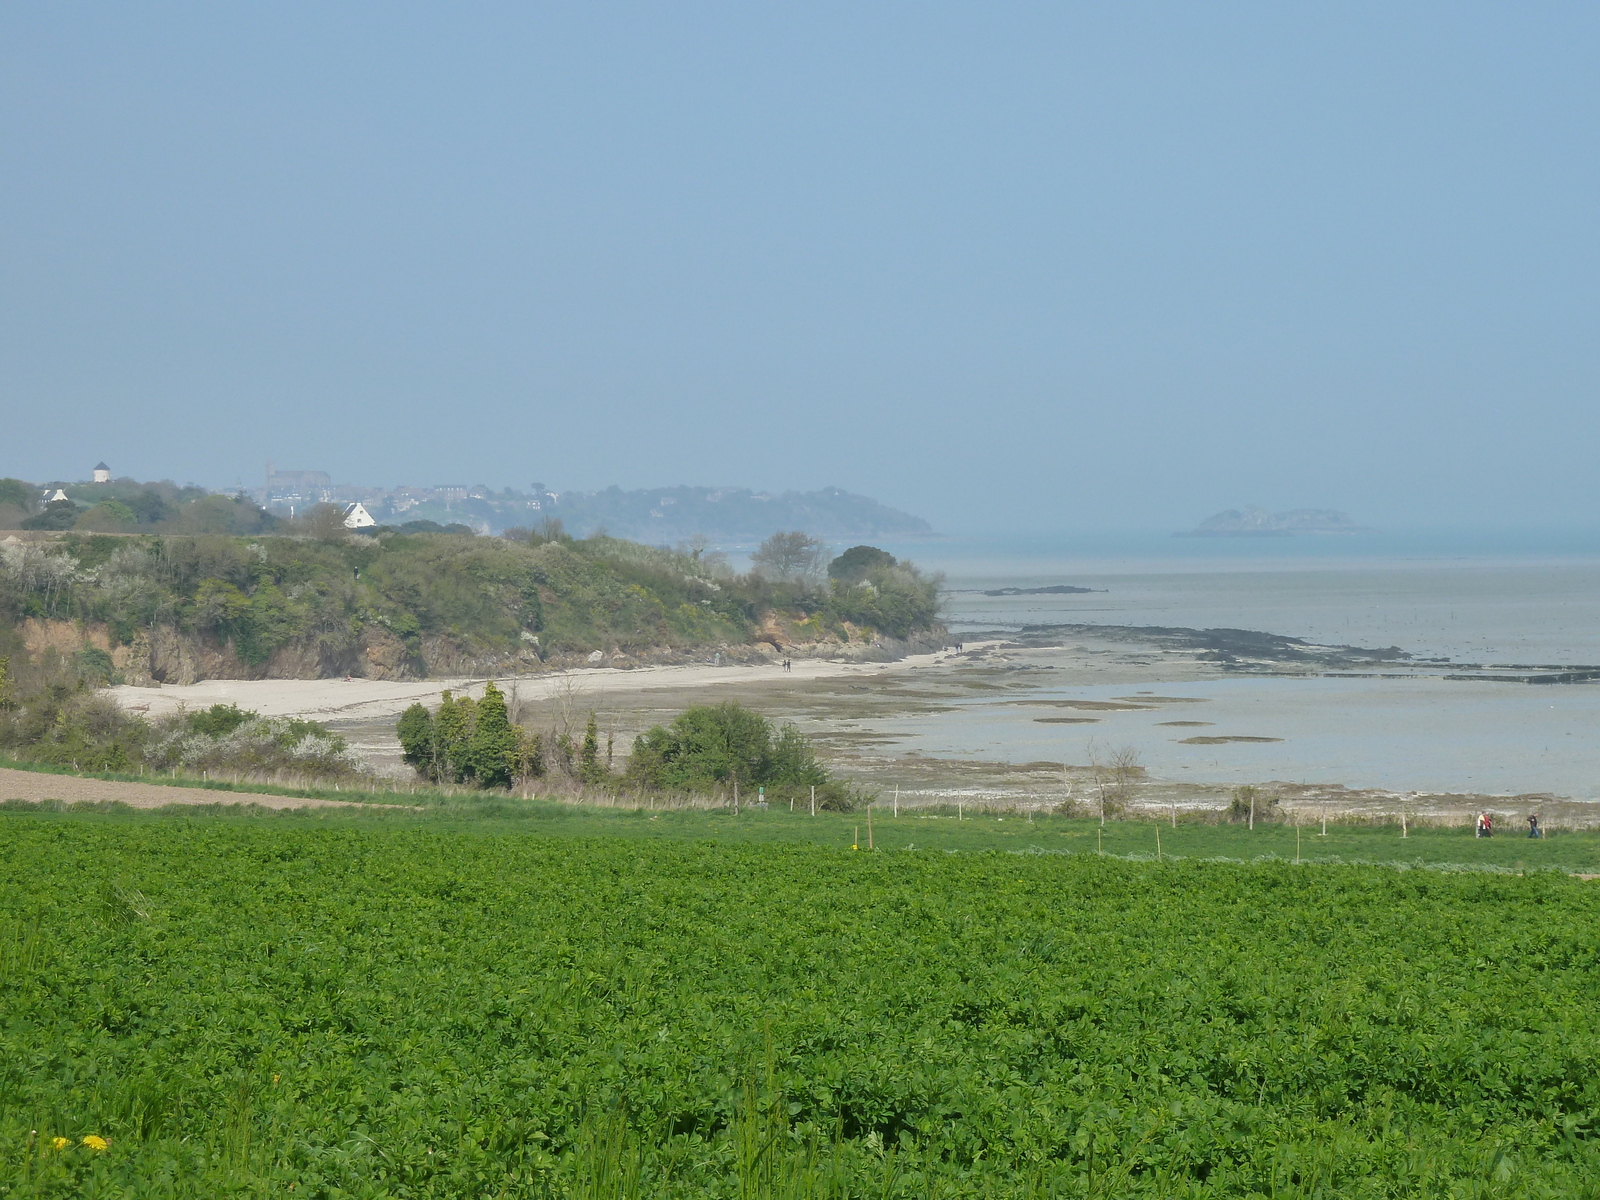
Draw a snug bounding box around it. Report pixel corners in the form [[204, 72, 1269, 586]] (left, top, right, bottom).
[[0, 767, 384, 811]]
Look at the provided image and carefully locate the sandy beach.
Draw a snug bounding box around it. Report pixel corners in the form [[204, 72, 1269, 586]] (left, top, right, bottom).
[[106, 645, 980, 724]]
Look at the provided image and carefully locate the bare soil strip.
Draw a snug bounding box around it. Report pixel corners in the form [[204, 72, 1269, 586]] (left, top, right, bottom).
[[0, 767, 378, 810]]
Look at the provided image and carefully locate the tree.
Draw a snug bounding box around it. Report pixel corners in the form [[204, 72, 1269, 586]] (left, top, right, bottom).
[[751, 531, 826, 584], [397, 703, 438, 779], [75, 500, 138, 532], [1089, 744, 1143, 819], [625, 701, 860, 809], [21, 501, 79, 531], [824, 559, 941, 638], [398, 684, 524, 788], [174, 494, 247, 534], [297, 503, 350, 541], [828, 545, 897, 584], [434, 691, 474, 782], [0, 479, 34, 528], [578, 710, 606, 783], [464, 681, 520, 788], [515, 727, 545, 780], [768, 722, 828, 787], [0, 479, 33, 513], [1228, 785, 1277, 826], [627, 702, 775, 791]]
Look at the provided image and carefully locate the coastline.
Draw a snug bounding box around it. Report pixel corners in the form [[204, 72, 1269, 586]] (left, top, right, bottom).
[[107, 624, 1600, 819]]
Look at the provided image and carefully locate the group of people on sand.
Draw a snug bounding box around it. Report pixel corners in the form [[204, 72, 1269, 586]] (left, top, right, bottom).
[[1475, 811, 1544, 838]]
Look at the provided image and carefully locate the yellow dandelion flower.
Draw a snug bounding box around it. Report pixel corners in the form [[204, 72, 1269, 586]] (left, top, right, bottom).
[[81, 1135, 109, 1151], [51, 1136, 70, 1150], [273, 1074, 280, 1083]]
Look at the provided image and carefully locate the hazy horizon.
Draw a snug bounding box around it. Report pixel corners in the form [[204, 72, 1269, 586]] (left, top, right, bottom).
[[14, 461, 1600, 544], [5, 4, 1598, 536]]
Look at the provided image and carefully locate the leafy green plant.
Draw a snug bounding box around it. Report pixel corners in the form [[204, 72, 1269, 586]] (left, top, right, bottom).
[[186, 703, 256, 737], [3, 820, 1600, 1196], [626, 702, 861, 810], [398, 683, 531, 788], [823, 561, 941, 639]]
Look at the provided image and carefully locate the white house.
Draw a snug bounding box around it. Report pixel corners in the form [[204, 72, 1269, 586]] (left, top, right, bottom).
[[43, 488, 69, 504], [342, 502, 377, 529], [92, 462, 111, 483]]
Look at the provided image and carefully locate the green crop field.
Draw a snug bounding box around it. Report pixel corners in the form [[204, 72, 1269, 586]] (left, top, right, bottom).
[[4, 808, 1600, 1198]]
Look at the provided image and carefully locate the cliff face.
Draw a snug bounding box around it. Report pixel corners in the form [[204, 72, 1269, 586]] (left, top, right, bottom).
[[17, 615, 946, 686], [20, 618, 431, 686]]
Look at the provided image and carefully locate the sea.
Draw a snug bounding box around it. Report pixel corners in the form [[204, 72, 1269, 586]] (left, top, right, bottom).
[[866, 530, 1600, 800]]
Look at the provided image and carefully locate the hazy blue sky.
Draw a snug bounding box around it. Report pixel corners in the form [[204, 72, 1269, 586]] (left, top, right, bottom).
[[3, 3, 1597, 533]]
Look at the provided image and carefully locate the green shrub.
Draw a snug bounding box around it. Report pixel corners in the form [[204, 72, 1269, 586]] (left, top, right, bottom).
[[0, 667, 360, 780], [626, 701, 861, 808], [822, 558, 942, 638], [828, 543, 897, 582], [398, 683, 533, 788], [21, 500, 79, 531], [187, 703, 257, 737], [74, 646, 117, 684]]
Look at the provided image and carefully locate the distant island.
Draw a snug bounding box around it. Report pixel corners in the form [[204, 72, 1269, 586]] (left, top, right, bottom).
[[1176, 506, 1372, 537], [983, 585, 1098, 596]]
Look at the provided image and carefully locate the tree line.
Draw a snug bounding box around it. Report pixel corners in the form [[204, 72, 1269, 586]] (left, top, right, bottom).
[[396, 690, 863, 809]]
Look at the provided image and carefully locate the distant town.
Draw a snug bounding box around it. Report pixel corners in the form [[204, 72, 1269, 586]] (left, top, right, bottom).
[[1, 461, 936, 545], [253, 465, 935, 542]]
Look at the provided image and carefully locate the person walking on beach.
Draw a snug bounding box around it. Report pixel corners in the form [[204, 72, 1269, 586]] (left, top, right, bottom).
[[1528, 812, 1542, 839]]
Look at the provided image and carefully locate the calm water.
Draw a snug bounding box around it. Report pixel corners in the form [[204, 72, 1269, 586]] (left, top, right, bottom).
[[868, 532, 1600, 797]]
